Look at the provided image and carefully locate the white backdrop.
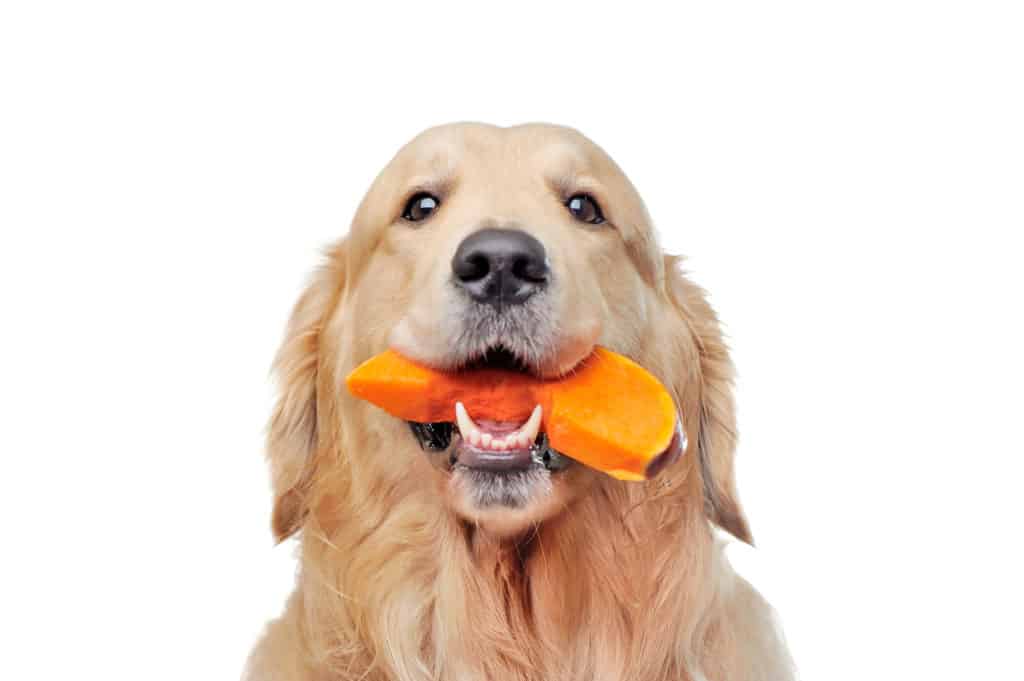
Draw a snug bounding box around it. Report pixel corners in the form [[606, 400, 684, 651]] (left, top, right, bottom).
[[2, 2, 1022, 679]]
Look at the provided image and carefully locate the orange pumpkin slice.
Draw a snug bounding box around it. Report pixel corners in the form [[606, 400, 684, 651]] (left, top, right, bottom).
[[345, 347, 679, 480]]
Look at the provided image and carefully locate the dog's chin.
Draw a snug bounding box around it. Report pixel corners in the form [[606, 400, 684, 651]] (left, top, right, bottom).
[[447, 464, 571, 537], [410, 425, 577, 537]]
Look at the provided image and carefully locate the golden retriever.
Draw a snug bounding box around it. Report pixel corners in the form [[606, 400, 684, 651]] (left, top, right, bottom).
[[245, 123, 794, 681]]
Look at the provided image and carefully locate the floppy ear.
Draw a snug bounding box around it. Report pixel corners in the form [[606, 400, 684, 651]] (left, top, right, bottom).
[[267, 241, 347, 542], [664, 255, 753, 544]]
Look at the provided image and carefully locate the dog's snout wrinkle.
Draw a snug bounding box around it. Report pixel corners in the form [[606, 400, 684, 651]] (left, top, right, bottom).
[[452, 228, 549, 308]]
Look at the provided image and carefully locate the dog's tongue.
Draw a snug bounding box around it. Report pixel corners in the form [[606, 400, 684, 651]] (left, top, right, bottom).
[[474, 419, 522, 434]]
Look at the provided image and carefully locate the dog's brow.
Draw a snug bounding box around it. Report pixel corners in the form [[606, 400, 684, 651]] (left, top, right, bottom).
[[547, 172, 605, 202], [402, 173, 456, 200]]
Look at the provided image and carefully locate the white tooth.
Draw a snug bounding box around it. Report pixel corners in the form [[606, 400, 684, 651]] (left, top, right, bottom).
[[519, 405, 543, 445], [456, 402, 542, 452], [455, 402, 478, 442]]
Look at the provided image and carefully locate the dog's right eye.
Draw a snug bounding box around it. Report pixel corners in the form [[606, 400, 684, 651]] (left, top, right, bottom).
[[402, 193, 441, 223], [566, 194, 605, 225]]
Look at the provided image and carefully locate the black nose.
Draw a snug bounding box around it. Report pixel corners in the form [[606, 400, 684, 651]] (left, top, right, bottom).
[[451, 228, 549, 307]]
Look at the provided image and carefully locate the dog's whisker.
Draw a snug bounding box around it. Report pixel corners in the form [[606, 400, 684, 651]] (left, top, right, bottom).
[[309, 528, 341, 552], [320, 581, 361, 605]]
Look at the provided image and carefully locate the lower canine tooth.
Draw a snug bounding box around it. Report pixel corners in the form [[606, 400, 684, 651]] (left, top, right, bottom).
[[455, 402, 479, 444], [521, 405, 543, 445]]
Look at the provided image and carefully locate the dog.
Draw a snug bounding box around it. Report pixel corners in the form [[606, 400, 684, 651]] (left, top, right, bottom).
[[245, 123, 794, 680]]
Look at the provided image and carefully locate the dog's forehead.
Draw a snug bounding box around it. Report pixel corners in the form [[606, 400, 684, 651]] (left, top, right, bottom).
[[349, 123, 663, 286], [392, 123, 607, 183]]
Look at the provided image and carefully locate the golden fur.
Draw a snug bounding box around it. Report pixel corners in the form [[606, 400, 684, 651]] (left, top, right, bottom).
[[245, 123, 793, 680]]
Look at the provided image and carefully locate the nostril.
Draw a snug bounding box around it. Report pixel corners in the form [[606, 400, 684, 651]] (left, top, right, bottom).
[[465, 254, 490, 282], [512, 255, 548, 284], [454, 252, 490, 283]]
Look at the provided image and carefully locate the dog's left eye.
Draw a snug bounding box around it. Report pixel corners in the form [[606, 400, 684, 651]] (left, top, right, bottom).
[[402, 192, 441, 222], [566, 194, 604, 225]]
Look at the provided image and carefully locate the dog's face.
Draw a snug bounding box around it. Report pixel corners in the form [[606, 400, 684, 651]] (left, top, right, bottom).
[[268, 123, 751, 542]]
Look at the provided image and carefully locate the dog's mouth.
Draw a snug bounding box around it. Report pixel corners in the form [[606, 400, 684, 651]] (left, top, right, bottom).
[[407, 346, 574, 476], [409, 403, 573, 474], [460, 345, 535, 373]]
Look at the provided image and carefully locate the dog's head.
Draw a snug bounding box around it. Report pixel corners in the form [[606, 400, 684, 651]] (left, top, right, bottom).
[[267, 123, 750, 543]]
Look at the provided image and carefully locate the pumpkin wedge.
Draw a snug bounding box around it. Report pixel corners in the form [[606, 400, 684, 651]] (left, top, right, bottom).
[[345, 347, 679, 480]]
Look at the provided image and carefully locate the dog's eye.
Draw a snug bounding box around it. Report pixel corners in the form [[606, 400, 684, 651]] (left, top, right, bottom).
[[566, 194, 604, 225], [402, 192, 441, 222]]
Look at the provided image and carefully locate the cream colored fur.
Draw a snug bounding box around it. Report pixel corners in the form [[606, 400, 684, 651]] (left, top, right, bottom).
[[245, 123, 794, 681]]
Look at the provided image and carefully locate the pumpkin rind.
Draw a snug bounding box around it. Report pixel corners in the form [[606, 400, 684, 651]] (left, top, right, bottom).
[[345, 347, 678, 480]]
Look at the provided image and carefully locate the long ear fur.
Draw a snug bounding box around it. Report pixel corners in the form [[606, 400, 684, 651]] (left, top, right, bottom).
[[267, 241, 347, 542], [664, 255, 753, 544]]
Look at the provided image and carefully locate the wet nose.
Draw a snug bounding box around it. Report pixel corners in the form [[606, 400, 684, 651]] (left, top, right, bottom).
[[451, 228, 549, 307]]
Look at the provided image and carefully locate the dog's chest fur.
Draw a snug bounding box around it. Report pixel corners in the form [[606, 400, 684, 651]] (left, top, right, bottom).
[[302, 504, 705, 681]]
